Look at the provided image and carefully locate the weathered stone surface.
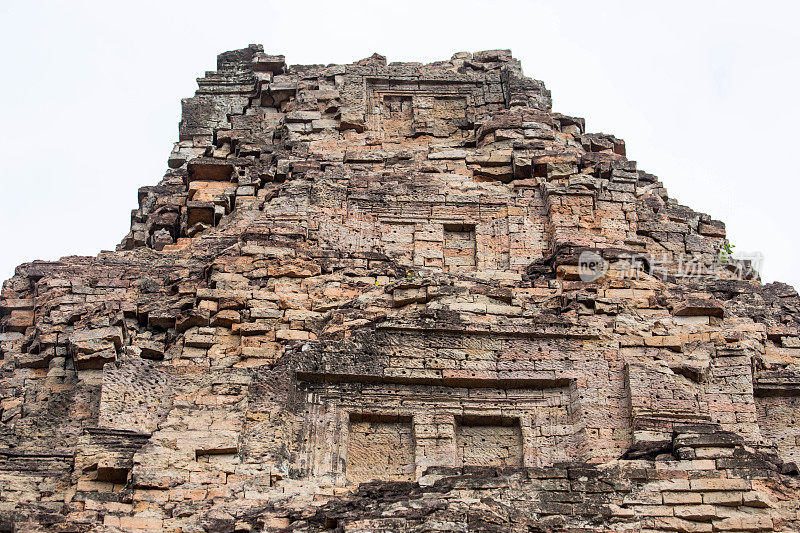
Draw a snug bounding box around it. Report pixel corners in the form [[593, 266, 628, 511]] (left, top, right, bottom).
[[2, 45, 800, 531]]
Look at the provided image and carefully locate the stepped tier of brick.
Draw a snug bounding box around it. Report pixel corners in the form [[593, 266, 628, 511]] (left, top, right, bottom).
[[2, 45, 800, 532]]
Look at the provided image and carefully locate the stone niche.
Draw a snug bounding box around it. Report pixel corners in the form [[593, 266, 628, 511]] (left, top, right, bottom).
[[756, 394, 800, 464], [455, 415, 522, 467], [380, 94, 413, 137], [346, 413, 415, 483], [299, 378, 581, 485], [754, 369, 800, 465], [443, 223, 477, 272], [625, 361, 710, 448], [378, 220, 416, 267], [376, 219, 480, 271], [366, 78, 479, 139]]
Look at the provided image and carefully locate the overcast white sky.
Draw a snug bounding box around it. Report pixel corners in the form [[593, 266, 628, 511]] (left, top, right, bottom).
[[1, 1, 798, 290]]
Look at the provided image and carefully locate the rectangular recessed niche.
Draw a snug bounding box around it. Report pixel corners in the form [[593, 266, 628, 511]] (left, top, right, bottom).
[[443, 223, 476, 272], [379, 221, 415, 266], [433, 96, 469, 136], [456, 415, 522, 467], [382, 95, 413, 116], [380, 95, 413, 137], [346, 413, 415, 483], [756, 395, 800, 465]]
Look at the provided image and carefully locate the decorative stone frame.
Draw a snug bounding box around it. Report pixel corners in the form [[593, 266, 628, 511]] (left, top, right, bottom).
[[298, 376, 582, 485]]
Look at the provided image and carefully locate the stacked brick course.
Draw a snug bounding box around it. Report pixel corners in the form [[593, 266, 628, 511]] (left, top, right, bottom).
[[2, 45, 800, 532]]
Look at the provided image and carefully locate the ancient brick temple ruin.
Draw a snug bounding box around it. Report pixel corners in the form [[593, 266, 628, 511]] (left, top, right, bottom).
[[2, 45, 800, 532]]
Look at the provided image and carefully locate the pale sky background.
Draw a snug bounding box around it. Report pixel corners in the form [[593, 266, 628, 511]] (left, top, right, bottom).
[[1, 1, 798, 289]]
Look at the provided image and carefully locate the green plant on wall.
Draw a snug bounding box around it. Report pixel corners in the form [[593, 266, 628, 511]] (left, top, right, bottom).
[[718, 240, 735, 264], [376, 270, 423, 286]]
